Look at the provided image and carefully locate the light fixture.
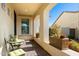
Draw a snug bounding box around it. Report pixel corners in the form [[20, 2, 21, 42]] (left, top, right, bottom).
[[24, 9, 28, 12]]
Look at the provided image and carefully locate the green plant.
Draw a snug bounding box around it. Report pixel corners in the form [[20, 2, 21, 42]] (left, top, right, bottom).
[[68, 35, 74, 39], [9, 35, 16, 42], [69, 40, 79, 52], [49, 24, 60, 37], [49, 28, 53, 36]]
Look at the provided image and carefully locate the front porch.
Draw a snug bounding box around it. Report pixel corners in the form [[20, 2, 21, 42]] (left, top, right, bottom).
[[0, 3, 79, 56]]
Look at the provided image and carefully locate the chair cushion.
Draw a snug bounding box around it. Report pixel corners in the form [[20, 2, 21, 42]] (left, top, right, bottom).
[[9, 49, 25, 56]]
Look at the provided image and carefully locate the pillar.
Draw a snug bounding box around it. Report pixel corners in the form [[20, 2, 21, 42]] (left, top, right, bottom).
[[40, 10, 49, 44]]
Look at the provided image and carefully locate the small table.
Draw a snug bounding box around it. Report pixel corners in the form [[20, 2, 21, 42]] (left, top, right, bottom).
[[8, 39, 24, 50]]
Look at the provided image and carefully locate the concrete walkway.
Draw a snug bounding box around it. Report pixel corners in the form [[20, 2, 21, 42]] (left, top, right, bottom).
[[21, 40, 50, 56], [62, 48, 79, 56]]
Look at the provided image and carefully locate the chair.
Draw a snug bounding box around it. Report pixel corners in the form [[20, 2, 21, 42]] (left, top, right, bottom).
[[4, 38, 26, 56]]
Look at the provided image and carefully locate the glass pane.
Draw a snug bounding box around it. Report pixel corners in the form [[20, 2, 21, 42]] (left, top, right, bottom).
[[21, 19, 29, 34]]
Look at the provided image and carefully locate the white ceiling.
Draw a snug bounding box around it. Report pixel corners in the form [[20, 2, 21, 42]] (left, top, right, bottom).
[[10, 3, 43, 16]]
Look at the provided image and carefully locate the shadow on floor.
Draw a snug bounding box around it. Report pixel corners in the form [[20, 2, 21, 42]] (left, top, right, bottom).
[[22, 40, 50, 56]]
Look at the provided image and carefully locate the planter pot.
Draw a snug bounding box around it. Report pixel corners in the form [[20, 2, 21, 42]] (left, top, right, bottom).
[[36, 33, 39, 38]]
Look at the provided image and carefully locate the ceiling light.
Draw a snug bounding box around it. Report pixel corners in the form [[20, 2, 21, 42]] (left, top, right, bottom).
[[24, 9, 28, 12]]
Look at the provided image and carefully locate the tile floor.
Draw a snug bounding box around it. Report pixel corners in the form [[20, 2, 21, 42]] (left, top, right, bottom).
[[21, 40, 50, 56]]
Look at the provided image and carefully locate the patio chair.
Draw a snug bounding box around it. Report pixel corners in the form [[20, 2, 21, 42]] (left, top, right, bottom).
[[4, 38, 26, 56]]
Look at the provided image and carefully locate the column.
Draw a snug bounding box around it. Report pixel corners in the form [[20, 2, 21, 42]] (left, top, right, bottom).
[[40, 10, 49, 44]]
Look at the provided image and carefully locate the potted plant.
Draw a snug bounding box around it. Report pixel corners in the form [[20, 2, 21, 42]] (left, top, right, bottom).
[[9, 35, 16, 42], [36, 33, 39, 38]]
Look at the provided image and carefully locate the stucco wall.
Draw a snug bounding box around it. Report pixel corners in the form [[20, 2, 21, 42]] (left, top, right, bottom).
[[16, 16, 33, 35], [54, 12, 79, 38], [0, 4, 14, 56], [0, 4, 14, 46], [34, 15, 40, 37]]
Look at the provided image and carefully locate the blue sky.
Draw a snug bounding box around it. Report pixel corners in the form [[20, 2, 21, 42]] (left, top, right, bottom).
[[49, 3, 79, 27]]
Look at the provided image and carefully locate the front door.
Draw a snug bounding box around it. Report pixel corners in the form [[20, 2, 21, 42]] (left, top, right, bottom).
[[70, 28, 75, 39], [21, 19, 29, 35]]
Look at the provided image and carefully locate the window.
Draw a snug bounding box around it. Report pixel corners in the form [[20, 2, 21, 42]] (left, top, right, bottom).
[[21, 19, 29, 34]]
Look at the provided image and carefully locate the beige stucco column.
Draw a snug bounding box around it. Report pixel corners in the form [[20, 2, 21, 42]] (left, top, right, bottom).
[[40, 10, 49, 44], [39, 4, 57, 44]]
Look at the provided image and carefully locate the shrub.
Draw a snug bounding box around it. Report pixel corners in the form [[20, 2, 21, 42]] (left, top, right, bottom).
[[49, 24, 60, 37], [69, 40, 79, 52], [68, 35, 74, 39], [49, 28, 53, 36]]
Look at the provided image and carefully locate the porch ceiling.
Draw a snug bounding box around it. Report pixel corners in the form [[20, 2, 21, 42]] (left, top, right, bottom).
[[9, 3, 44, 16]]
